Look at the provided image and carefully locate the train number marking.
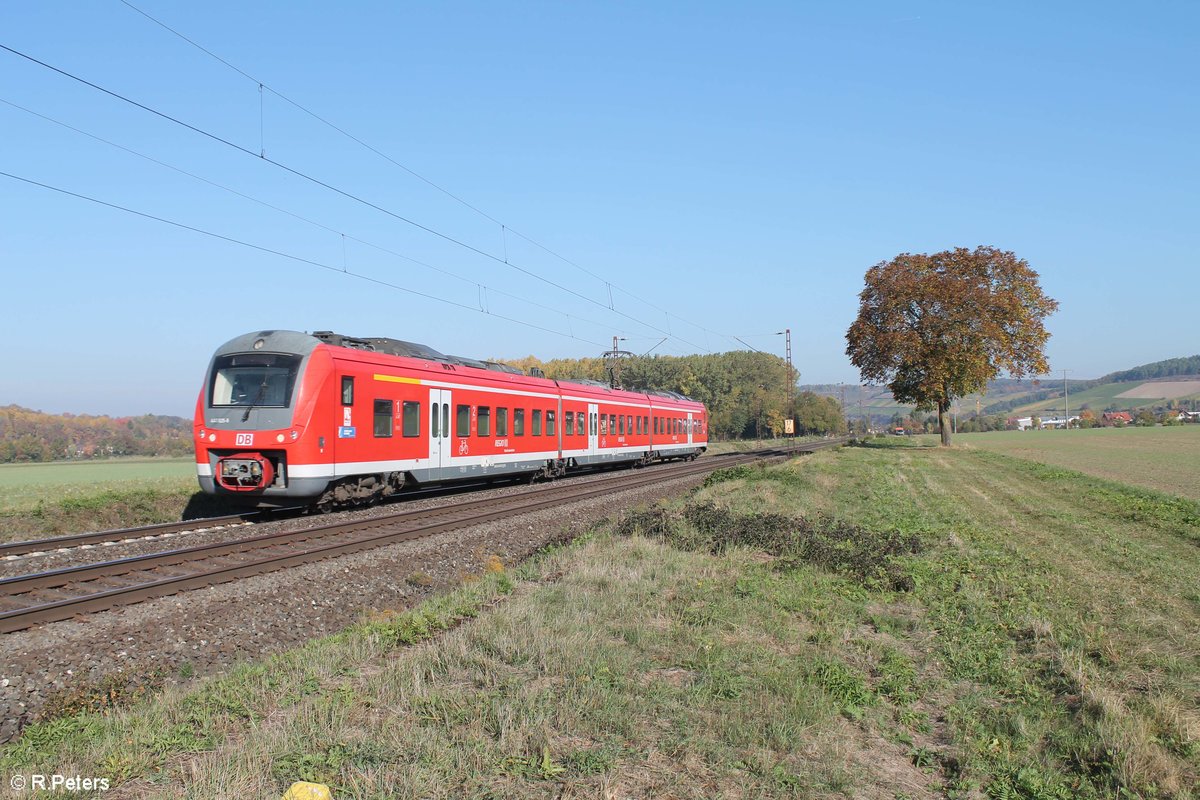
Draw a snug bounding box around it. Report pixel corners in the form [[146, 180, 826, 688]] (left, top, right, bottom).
[[235, 433, 254, 446]]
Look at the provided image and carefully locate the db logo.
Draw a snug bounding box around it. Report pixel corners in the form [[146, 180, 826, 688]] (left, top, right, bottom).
[[235, 433, 254, 446]]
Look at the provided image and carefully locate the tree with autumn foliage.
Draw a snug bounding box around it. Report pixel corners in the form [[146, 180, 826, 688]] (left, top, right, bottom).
[[845, 246, 1059, 446]]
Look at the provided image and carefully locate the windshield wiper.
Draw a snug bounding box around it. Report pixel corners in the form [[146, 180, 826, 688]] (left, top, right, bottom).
[[241, 380, 270, 423]]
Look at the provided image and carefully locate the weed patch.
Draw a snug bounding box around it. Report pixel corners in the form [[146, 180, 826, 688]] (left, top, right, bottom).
[[615, 501, 922, 591]]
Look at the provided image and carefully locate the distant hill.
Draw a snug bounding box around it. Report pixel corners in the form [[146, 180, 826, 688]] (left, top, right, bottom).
[[807, 354, 1200, 422], [0, 405, 192, 463], [1099, 355, 1200, 384], [803, 377, 1078, 423]]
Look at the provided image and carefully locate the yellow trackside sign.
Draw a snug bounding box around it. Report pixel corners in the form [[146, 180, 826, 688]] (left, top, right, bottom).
[[281, 782, 333, 800]]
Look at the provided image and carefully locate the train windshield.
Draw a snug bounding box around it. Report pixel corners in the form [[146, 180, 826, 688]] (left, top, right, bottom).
[[210, 353, 301, 408]]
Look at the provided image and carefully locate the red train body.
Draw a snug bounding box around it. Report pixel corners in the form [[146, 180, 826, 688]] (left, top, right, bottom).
[[194, 330, 708, 508]]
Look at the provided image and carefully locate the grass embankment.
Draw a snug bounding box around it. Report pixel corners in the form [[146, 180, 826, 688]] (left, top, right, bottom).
[[952, 425, 1200, 501], [3, 444, 1198, 798], [0, 458, 222, 540]]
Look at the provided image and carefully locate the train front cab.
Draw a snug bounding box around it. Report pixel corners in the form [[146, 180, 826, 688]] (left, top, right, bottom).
[[195, 332, 326, 506]]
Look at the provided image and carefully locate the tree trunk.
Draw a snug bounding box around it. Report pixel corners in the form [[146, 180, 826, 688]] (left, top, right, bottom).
[[938, 399, 952, 446]]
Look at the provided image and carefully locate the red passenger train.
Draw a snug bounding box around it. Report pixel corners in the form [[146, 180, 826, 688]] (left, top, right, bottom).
[[194, 330, 708, 508]]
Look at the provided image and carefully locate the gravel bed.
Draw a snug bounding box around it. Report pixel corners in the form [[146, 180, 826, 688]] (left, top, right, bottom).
[[0, 469, 708, 743]]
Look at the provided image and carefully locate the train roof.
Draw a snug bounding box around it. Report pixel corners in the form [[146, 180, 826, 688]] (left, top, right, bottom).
[[306, 330, 700, 404], [311, 331, 523, 376]]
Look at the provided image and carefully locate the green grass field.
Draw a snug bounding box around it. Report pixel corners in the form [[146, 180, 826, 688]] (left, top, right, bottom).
[[0, 458, 203, 538], [0, 458, 197, 511], [4, 441, 1196, 797], [950, 425, 1200, 500]]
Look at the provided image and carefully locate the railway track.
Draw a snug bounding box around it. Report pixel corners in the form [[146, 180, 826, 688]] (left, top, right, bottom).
[[0, 441, 844, 633], [0, 513, 267, 560]]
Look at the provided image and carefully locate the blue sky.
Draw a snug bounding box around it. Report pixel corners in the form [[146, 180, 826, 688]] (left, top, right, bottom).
[[2, 1, 1196, 416]]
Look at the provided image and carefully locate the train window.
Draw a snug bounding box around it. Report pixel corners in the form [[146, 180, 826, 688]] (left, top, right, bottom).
[[402, 401, 420, 437], [478, 406, 491, 437], [627, 415, 633, 435], [617, 415, 624, 435], [609, 414, 617, 434], [547, 410, 556, 435], [373, 399, 393, 437], [497, 407, 508, 436], [442, 404, 449, 438], [590, 413, 597, 436], [643, 416, 649, 434], [514, 409, 525, 436], [456, 404, 471, 437], [341, 376, 354, 406], [432, 404, 438, 438], [599, 415, 607, 435], [211, 354, 302, 408], [564, 411, 574, 434], [577, 412, 586, 436], [532, 409, 543, 436]]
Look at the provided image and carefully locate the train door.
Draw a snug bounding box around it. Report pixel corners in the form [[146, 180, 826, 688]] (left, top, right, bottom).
[[588, 402, 598, 457], [429, 388, 450, 476], [687, 412, 694, 445]]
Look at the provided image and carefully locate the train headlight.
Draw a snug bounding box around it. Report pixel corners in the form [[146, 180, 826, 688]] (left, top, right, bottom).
[[208, 434, 216, 443], [199, 429, 206, 439], [276, 433, 285, 443], [291, 430, 299, 441]]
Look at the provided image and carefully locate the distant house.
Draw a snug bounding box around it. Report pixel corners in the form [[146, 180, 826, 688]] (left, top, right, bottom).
[[1177, 410, 1200, 422], [1102, 411, 1133, 426], [1039, 416, 1080, 429], [1011, 416, 1035, 431]]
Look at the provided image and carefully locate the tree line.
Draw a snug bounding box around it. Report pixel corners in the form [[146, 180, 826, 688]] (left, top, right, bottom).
[[0, 405, 193, 463], [501, 351, 846, 439]]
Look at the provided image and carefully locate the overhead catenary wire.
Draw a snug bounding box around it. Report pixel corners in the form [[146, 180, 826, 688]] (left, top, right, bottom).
[[0, 170, 610, 349], [114, 0, 746, 351], [0, 42, 705, 353], [0, 96, 644, 342]]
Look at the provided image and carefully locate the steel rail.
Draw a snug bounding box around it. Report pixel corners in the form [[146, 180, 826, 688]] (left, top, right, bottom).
[[0, 441, 845, 632], [0, 512, 269, 559]]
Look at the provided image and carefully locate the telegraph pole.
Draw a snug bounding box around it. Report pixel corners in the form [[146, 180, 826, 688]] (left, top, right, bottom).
[[604, 336, 630, 389], [777, 329, 793, 447], [839, 382, 847, 433], [1063, 369, 1071, 429]]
